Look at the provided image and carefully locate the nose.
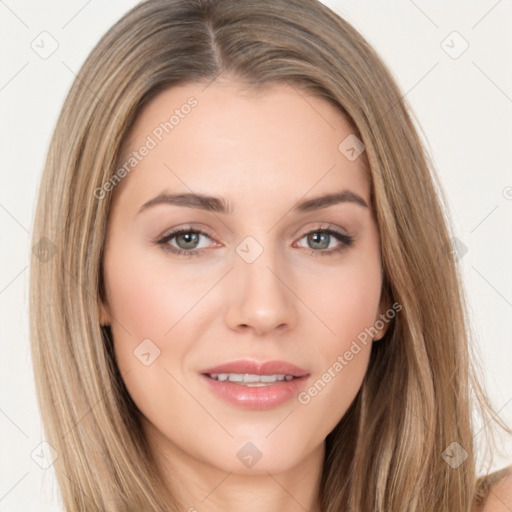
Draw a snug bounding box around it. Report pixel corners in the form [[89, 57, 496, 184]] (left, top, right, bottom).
[[224, 243, 298, 336]]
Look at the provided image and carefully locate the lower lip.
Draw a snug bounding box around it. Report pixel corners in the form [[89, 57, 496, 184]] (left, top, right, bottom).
[[200, 374, 310, 410]]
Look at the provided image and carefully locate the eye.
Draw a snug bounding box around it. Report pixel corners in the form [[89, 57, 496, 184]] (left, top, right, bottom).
[[294, 226, 354, 257], [156, 227, 215, 257]]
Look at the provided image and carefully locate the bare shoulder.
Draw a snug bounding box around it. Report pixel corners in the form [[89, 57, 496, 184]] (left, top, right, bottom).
[[481, 465, 512, 512]]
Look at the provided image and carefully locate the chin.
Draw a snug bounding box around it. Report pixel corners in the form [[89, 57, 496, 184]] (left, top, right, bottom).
[[205, 434, 320, 475]]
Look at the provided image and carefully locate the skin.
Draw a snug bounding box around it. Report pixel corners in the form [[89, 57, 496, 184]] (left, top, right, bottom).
[[100, 79, 389, 512], [482, 469, 512, 511]]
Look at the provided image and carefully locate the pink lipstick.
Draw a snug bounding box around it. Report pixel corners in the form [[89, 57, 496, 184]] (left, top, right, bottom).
[[200, 359, 310, 410]]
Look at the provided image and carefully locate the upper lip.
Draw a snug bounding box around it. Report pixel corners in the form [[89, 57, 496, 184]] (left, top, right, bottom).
[[201, 359, 309, 377]]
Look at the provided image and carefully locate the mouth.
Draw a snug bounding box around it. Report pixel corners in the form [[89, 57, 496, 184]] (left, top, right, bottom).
[[199, 359, 310, 409], [204, 372, 299, 386], [200, 358, 309, 382]]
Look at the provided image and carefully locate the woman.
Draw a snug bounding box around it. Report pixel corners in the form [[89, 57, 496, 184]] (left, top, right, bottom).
[[29, 0, 511, 510]]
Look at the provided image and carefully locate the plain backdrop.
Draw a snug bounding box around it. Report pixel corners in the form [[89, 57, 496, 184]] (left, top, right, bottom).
[[1, 1, 511, 510]]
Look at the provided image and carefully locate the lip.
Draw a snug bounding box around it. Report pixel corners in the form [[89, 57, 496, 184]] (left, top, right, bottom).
[[201, 359, 309, 377], [200, 359, 311, 410]]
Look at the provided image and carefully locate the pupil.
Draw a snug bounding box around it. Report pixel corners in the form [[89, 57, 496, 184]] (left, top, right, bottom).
[[309, 232, 329, 250], [177, 232, 199, 249]]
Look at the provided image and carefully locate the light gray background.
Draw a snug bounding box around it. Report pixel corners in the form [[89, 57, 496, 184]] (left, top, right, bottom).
[[1, 1, 511, 510]]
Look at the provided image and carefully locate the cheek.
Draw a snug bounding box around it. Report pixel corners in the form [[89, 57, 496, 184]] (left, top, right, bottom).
[[103, 248, 192, 428], [101, 238, 219, 402], [295, 245, 382, 416], [101, 242, 171, 369], [103, 240, 208, 340], [304, 248, 383, 348], [293, 277, 380, 439]]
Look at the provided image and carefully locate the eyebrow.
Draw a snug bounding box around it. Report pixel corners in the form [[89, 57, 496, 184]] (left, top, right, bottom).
[[138, 189, 369, 215]]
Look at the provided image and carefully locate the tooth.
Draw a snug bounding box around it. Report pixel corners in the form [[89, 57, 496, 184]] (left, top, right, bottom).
[[208, 373, 296, 383], [240, 374, 258, 383]]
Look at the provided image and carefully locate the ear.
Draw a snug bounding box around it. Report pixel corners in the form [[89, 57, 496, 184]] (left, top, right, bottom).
[[98, 298, 111, 326], [372, 293, 392, 341]]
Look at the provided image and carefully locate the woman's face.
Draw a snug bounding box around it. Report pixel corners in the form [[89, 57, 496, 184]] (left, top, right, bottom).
[[100, 80, 388, 477]]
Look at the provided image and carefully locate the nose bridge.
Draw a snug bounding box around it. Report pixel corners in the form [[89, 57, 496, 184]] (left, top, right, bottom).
[[225, 233, 296, 334], [239, 238, 280, 289]]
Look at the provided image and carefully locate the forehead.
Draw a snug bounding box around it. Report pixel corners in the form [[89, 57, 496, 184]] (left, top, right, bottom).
[[112, 80, 370, 212]]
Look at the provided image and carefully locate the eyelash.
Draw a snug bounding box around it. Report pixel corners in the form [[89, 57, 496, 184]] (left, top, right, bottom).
[[156, 225, 354, 258]]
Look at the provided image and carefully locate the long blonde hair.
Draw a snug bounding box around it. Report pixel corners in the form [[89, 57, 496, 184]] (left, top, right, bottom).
[[29, 0, 510, 510]]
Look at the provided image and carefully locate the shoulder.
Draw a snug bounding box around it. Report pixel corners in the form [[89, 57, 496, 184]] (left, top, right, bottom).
[[480, 465, 512, 512]]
